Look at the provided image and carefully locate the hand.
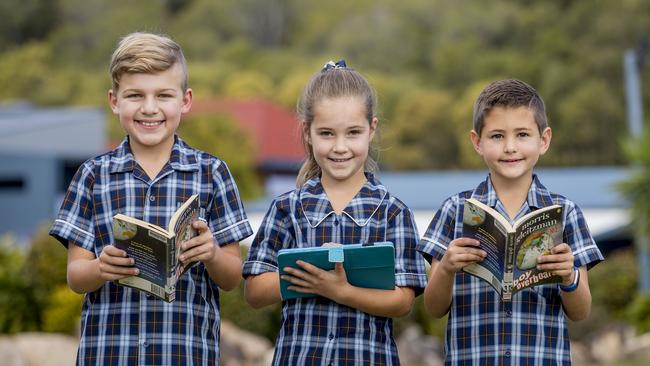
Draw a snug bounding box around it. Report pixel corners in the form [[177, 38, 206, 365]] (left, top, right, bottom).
[[439, 237, 486, 275], [536, 243, 575, 285], [98, 244, 139, 281], [179, 220, 217, 265], [282, 260, 350, 302]]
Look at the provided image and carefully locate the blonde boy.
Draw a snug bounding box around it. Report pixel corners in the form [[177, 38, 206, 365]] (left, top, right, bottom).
[[50, 32, 252, 365], [417, 79, 603, 365]]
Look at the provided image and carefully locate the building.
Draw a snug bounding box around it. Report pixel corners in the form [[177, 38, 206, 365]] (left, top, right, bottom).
[[0, 102, 106, 242]]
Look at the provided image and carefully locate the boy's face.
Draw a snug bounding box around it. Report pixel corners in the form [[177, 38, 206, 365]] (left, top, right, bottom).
[[470, 106, 551, 186], [109, 63, 192, 155]]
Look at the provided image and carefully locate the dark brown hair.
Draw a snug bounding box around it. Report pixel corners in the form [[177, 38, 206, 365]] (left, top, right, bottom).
[[473, 79, 548, 136]]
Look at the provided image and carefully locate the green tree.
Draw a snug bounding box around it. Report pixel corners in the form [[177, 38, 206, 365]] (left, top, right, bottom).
[[177, 113, 260, 199]]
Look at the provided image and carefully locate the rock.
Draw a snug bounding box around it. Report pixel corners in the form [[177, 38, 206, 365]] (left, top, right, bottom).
[[396, 325, 443, 366], [220, 320, 273, 366]]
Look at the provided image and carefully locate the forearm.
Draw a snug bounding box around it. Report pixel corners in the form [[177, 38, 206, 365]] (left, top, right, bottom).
[[423, 260, 455, 318], [561, 267, 591, 321], [245, 272, 282, 308], [333, 286, 414, 318], [67, 257, 105, 293], [204, 243, 242, 291]]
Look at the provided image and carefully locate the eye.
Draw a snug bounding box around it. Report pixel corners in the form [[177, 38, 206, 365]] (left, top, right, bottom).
[[159, 93, 174, 98], [126, 93, 142, 99], [518, 131, 531, 138], [318, 130, 334, 137], [348, 129, 363, 136], [490, 133, 504, 140]]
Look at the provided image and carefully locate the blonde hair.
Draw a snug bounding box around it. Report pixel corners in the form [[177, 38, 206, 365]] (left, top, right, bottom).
[[109, 32, 188, 91], [296, 64, 379, 187]]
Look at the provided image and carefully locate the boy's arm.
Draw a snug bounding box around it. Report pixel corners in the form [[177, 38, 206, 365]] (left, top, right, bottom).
[[423, 238, 485, 317], [244, 272, 282, 308], [179, 220, 242, 291], [283, 261, 415, 317], [536, 243, 592, 320], [67, 243, 138, 294]]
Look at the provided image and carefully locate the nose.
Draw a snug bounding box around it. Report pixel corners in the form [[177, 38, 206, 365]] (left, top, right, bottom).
[[141, 96, 159, 115], [333, 136, 347, 153], [504, 136, 517, 153]]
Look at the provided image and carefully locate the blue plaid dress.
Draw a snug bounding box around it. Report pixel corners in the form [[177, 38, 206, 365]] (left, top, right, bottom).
[[49, 136, 253, 366], [243, 174, 428, 366], [417, 174, 604, 366]]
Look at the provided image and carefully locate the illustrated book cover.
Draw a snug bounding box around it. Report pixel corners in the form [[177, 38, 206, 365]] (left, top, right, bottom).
[[112, 194, 200, 302], [462, 198, 564, 300]]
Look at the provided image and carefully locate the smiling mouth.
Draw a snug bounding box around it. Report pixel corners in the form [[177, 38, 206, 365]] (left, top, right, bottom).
[[500, 158, 523, 163], [136, 120, 164, 127], [329, 157, 351, 163]]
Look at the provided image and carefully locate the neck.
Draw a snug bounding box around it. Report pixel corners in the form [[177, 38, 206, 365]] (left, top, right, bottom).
[[321, 172, 367, 214], [490, 174, 533, 219], [129, 137, 174, 180]]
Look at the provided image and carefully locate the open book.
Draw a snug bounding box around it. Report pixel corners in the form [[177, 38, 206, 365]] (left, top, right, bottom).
[[277, 242, 396, 300], [112, 194, 200, 302], [462, 198, 564, 300]]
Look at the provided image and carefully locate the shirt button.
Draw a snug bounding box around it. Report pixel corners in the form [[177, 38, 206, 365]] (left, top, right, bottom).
[[505, 350, 511, 357], [149, 195, 156, 202], [334, 219, 339, 226], [141, 340, 149, 348], [506, 310, 512, 316], [329, 333, 335, 340]]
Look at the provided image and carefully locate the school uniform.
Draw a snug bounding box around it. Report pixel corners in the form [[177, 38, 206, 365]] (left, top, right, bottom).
[[417, 174, 604, 366], [50, 136, 253, 366], [243, 173, 428, 366]]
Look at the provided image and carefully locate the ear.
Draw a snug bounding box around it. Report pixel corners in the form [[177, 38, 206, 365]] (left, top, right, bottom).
[[369, 117, 378, 141], [539, 127, 552, 155], [181, 88, 193, 114], [300, 121, 311, 144], [470, 129, 483, 155], [108, 89, 119, 115]]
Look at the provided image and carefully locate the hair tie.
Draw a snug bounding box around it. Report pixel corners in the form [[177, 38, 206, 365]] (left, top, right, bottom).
[[322, 59, 347, 71]]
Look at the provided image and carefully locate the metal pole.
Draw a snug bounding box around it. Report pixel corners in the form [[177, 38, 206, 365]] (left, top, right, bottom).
[[624, 49, 649, 293]]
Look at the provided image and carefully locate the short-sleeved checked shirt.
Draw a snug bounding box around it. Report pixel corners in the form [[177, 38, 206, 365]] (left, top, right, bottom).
[[417, 174, 604, 366], [49, 136, 253, 366], [243, 173, 428, 366]]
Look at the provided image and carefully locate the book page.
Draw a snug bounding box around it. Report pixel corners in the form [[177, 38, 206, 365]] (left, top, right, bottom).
[[512, 205, 564, 293], [169, 195, 200, 282], [462, 199, 509, 293]]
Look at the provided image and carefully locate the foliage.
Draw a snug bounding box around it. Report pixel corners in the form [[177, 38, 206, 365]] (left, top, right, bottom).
[[177, 113, 261, 200], [42, 285, 84, 334], [0, 235, 40, 333], [627, 293, 650, 334], [219, 246, 280, 341], [618, 131, 650, 237], [589, 249, 639, 319]]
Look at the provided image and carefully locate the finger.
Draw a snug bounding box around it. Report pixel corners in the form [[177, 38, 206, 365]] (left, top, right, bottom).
[[451, 238, 481, 247], [282, 275, 312, 288], [551, 243, 571, 255], [287, 286, 315, 294], [99, 262, 139, 277], [295, 260, 323, 274], [192, 219, 209, 232], [103, 245, 128, 257], [536, 253, 573, 264], [321, 242, 342, 247], [182, 232, 212, 250], [100, 251, 135, 267], [283, 266, 311, 280]]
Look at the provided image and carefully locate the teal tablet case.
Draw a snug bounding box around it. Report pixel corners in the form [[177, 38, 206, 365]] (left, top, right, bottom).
[[277, 242, 396, 300]]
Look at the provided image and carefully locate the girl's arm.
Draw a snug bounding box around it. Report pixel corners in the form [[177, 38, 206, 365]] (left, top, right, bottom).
[[244, 272, 282, 308], [67, 243, 138, 293], [283, 261, 414, 317]]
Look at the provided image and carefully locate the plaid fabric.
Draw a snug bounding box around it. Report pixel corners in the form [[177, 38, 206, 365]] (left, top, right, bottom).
[[49, 136, 253, 366], [417, 174, 604, 366], [243, 173, 428, 366]]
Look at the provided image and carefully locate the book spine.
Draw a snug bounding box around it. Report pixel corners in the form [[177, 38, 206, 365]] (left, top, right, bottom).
[[168, 236, 175, 286], [503, 232, 516, 301]]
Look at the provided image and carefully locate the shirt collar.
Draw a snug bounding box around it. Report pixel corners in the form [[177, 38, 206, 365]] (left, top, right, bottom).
[[470, 173, 555, 209], [109, 135, 199, 174], [299, 173, 388, 228]]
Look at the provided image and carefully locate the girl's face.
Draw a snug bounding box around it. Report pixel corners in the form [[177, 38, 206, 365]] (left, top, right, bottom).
[[306, 96, 377, 188]]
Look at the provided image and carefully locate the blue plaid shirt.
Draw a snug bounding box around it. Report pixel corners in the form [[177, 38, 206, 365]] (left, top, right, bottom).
[[49, 136, 253, 366], [417, 174, 604, 366], [243, 174, 428, 366]]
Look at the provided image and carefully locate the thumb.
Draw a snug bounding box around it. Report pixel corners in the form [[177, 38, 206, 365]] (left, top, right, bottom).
[[334, 262, 344, 273]]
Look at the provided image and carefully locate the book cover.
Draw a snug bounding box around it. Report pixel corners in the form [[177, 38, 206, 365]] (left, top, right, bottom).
[[462, 198, 564, 300], [112, 194, 199, 302], [277, 242, 396, 300]]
